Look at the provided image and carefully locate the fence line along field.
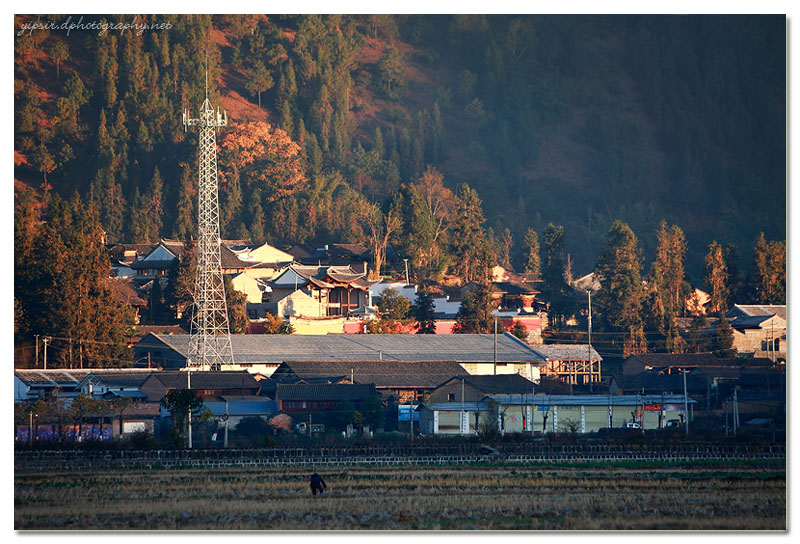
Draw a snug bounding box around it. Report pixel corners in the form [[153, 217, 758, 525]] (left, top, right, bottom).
[[15, 460, 785, 530]]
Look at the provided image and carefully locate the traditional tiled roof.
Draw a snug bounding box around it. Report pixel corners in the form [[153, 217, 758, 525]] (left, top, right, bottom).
[[274, 360, 468, 388], [533, 344, 602, 361], [15, 369, 93, 387], [729, 315, 775, 330], [130, 239, 260, 271], [276, 383, 376, 401], [149, 371, 260, 390], [80, 370, 155, 388], [142, 332, 548, 366], [625, 352, 720, 367], [440, 374, 535, 395], [727, 304, 786, 320], [288, 245, 312, 259]]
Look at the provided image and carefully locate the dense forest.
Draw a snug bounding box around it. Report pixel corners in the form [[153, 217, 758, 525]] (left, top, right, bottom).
[[14, 14, 785, 276], [13, 14, 786, 367]]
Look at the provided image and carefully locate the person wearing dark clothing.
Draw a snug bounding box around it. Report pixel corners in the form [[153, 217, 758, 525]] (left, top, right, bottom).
[[310, 472, 327, 496]]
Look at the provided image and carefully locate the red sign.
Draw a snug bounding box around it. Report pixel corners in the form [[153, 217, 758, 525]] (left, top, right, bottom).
[[644, 404, 662, 412]]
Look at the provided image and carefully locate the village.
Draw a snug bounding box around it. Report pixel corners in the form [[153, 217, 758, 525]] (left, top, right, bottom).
[[13, 235, 786, 446]]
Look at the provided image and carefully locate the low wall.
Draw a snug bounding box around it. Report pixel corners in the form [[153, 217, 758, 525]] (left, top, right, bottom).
[[14, 442, 784, 473]]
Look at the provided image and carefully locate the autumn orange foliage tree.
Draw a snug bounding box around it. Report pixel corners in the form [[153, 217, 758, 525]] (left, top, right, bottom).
[[218, 121, 306, 201]]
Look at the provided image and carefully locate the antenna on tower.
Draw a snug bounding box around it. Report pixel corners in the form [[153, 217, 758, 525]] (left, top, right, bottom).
[[204, 45, 209, 100]]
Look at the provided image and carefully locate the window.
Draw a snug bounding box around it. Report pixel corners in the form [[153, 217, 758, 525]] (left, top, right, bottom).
[[448, 393, 456, 401]]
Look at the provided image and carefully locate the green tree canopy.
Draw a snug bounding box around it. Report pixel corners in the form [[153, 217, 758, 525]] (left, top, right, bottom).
[[594, 220, 646, 356]]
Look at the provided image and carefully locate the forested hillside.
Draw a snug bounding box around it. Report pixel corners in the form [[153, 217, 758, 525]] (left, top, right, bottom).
[[14, 14, 785, 279]]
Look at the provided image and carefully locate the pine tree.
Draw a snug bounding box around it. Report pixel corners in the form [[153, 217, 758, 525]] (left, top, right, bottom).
[[522, 228, 540, 277], [450, 183, 490, 283], [249, 197, 266, 244], [687, 313, 710, 353], [223, 274, 248, 334], [173, 164, 196, 240], [541, 223, 574, 327], [595, 220, 646, 356], [31, 142, 56, 185], [373, 126, 384, 160], [245, 60, 273, 109], [498, 228, 513, 270], [713, 314, 736, 357], [375, 44, 405, 99], [430, 101, 444, 161], [411, 289, 437, 334], [453, 283, 494, 334], [650, 220, 687, 316], [389, 184, 435, 274], [165, 238, 196, 323], [723, 243, 742, 308], [703, 241, 729, 315], [49, 40, 69, 79], [221, 165, 243, 238], [144, 166, 164, 242], [21, 193, 132, 367], [753, 233, 786, 304]]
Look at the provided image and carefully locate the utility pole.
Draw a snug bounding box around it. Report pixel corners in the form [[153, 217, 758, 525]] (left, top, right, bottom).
[[403, 258, 409, 286], [42, 336, 51, 370], [187, 369, 193, 449], [409, 396, 415, 442], [683, 369, 689, 437], [34, 335, 39, 368], [733, 388, 739, 435], [771, 320, 775, 362], [461, 377, 465, 435], [224, 398, 229, 448], [531, 376, 535, 436], [587, 289, 593, 389], [493, 318, 498, 375], [183, 64, 234, 372]]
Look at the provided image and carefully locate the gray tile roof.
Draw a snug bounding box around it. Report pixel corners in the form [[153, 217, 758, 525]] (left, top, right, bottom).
[[728, 304, 786, 320], [15, 370, 93, 386], [626, 352, 720, 367], [274, 361, 468, 388], [145, 332, 547, 365], [81, 370, 156, 388], [440, 374, 536, 394], [532, 344, 602, 361], [150, 371, 260, 390], [276, 383, 376, 401]]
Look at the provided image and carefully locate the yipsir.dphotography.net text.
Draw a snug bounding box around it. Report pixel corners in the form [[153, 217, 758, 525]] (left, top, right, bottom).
[[16, 15, 173, 37]]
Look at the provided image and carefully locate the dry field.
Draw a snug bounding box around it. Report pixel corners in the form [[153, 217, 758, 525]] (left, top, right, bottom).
[[15, 461, 785, 530]]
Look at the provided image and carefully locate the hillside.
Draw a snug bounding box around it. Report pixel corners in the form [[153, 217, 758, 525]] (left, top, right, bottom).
[[14, 14, 785, 279]]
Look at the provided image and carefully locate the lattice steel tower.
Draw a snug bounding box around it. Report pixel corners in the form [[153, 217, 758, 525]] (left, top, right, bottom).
[[182, 80, 234, 371]]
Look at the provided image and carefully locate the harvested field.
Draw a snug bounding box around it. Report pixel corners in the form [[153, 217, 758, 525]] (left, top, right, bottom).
[[15, 461, 785, 530]]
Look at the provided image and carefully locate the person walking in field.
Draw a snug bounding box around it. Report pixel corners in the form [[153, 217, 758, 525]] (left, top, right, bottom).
[[310, 472, 327, 496]]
